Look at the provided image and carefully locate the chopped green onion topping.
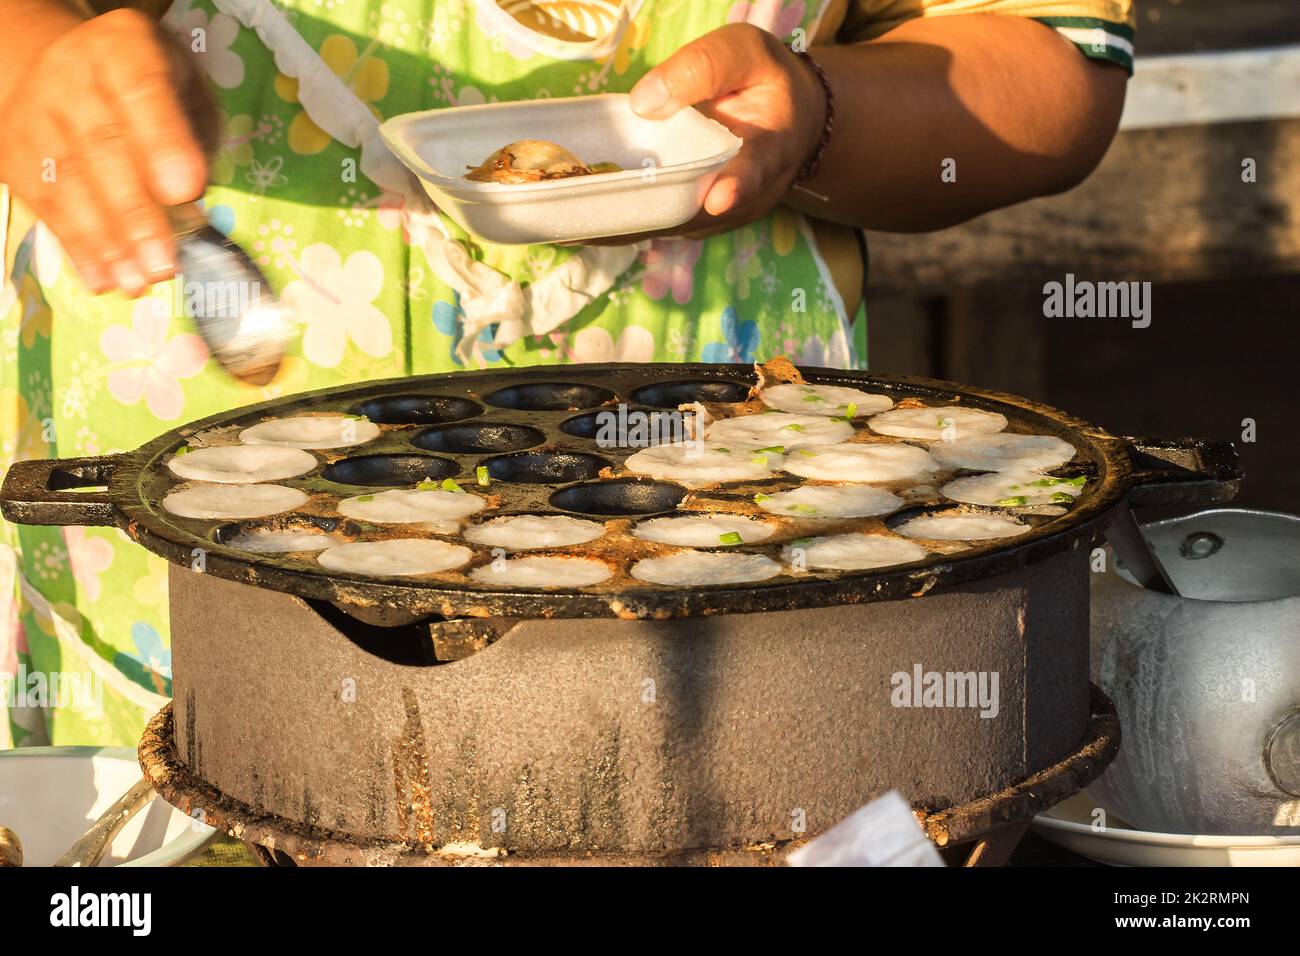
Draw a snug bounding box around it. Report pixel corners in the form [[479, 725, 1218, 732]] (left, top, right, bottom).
[[475, 465, 490, 487], [416, 480, 439, 491], [798, 449, 815, 458], [755, 445, 784, 454], [782, 423, 805, 432], [712, 447, 731, 454], [344, 414, 363, 420], [995, 496, 1029, 507], [753, 493, 771, 503], [843, 403, 857, 419], [1050, 492, 1075, 504], [718, 532, 743, 545], [791, 505, 821, 516], [1065, 475, 1087, 487], [441, 478, 465, 494], [175, 446, 190, 456], [937, 417, 952, 428], [355, 494, 374, 502], [802, 394, 824, 402]]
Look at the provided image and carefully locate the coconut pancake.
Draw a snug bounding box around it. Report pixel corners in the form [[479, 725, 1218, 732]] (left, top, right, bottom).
[[758, 383, 893, 417], [867, 406, 1007, 441], [162, 483, 308, 520], [469, 555, 613, 588], [318, 539, 473, 576], [940, 471, 1085, 507], [623, 442, 777, 485], [168, 444, 316, 484], [240, 415, 380, 449], [337, 488, 486, 523], [929, 433, 1076, 472], [753, 484, 905, 519], [782, 442, 939, 482], [896, 513, 1031, 540], [705, 412, 852, 449], [630, 550, 783, 586], [464, 514, 605, 550], [782, 533, 927, 570], [632, 513, 775, 547]]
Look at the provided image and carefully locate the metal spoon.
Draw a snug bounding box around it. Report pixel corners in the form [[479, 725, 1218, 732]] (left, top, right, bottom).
[[169, 203, 287, 386], [53, 777, 157, 868]]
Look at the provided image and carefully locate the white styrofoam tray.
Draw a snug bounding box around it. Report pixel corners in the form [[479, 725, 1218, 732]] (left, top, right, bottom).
[[380, 93, 742, 245]]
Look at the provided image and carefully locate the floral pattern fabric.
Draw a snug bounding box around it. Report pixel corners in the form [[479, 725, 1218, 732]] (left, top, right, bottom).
[[0, 0, 860, 748]]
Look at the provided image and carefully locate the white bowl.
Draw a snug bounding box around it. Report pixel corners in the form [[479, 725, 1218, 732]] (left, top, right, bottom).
[[380, 93, 742, 245], [1032, 793, 1300, 867], [0, 746, 216, 866]]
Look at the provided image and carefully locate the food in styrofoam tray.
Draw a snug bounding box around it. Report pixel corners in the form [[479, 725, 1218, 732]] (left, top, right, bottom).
[[465, 140, 621, 183]]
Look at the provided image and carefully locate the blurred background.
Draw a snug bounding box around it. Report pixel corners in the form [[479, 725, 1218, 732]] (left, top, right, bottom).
[[864, 0, 1299, 511]]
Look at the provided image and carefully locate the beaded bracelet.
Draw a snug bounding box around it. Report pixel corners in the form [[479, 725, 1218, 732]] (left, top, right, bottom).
[[793, 50, 834, 184]]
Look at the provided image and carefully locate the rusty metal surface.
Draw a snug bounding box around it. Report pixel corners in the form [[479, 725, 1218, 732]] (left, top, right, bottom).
[[0, 363, 1240, 622], [139, 684, 1118, 867], [161, 546, 1090, 854]]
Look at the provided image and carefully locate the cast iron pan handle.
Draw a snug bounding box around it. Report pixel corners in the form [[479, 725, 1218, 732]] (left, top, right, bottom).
[[1122, 437, 1241, 508], [0, 455, 123, 527]]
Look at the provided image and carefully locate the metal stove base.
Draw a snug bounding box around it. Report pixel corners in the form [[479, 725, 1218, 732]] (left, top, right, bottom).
[[139, 687, 1118, 867]]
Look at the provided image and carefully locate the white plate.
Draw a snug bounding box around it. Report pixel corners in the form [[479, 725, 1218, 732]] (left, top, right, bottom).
[[0, 746, 217, 866], [380, 94, 742, 245], [1032, 793, 1300, 867]]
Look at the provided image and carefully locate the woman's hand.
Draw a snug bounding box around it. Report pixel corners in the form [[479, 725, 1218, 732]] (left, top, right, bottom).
[[0, 8, 215, 295], [596, 23, 825, 243]]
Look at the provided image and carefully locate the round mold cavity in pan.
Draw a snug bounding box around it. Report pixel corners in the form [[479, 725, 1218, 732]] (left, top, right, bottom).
[[482, 382, 616, 411], [550, 478, 687, 516], [629, 379, 751, 407], [414, 422, 546, 454], [483, 451, 611, 484], [349, 394, 483, 424], [211, 514, 357, 552], [322, 453, 459, 487], [557, 407, 696, 446]]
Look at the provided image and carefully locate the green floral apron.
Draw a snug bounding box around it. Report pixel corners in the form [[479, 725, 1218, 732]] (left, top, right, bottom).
[[0, 0, 861, 748]]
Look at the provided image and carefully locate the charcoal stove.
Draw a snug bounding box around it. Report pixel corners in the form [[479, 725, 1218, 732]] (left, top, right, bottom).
[[0, 363, 1240, 865]]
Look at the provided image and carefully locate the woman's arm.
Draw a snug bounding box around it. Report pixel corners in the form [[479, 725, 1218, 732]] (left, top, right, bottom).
[[629, 16, 1127, 236], [791, 15, 1128, 232]]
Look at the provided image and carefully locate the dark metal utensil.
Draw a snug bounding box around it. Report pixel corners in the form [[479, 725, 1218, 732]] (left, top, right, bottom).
[[1107, 507, 1180, 595], [170, 203, 287, 386]]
